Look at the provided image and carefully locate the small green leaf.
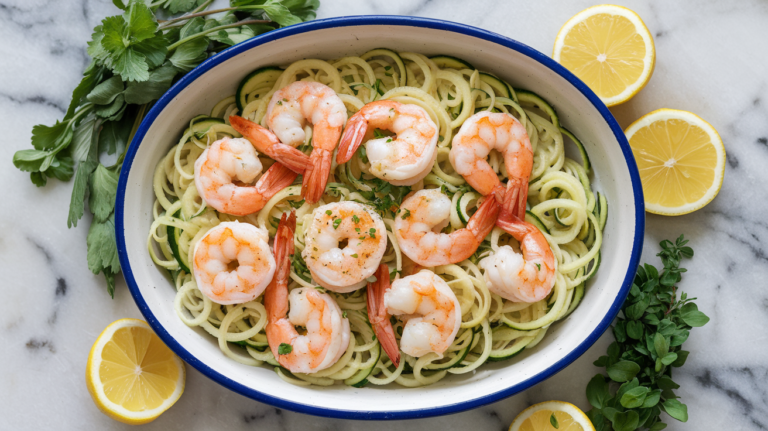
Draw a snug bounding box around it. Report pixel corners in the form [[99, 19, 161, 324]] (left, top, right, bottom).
[[278, 343, 293, 355], [550, 413, 559, 429], [671, 350, 689, 367], [124, 64, 178, 104], [30, 171, 47, 187], [649, 422, 668, 430], [611, 410, 639, 431], [94, 93, 126, 119], [679, 303, 710, 327], [86, 213, 120, 275], [169, 38, 209, 72], [642, 389, 662, 408], [661, 399, 688, 422], [585, 409, 607, 431], [626, 320, 644, 340], [606, 360, 640, 382], [333, 218, 342, 229], [586, 374, 610, 409], [89, 164, 119, 222], [12, 149, 49, 172], [654, 333, 669, 358], [656, 376, 680, 390], [46, 156, 75, 181], [30, 121, 71, 151], [620, 385, 649, 409], [660, 352, 678, 366], [87, 75, 124, 105]]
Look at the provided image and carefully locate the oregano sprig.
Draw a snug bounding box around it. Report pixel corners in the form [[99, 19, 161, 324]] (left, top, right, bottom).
[[12, 0, 319, 297], [586, 235, 709, 431]]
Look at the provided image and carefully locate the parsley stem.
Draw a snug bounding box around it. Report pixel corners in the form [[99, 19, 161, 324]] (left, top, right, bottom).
[[158, 5, 276, 29], [166, 19, 270, 51]]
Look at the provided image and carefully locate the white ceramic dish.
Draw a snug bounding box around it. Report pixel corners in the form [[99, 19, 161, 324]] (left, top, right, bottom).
[[116, 16, 644, 420]]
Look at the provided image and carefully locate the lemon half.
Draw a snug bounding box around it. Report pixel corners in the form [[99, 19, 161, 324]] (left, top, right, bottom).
[[625, 109, 725, 215], [86, 318, 185, 425], [510, 401, 595, 431], [553, 5, 655, 106]]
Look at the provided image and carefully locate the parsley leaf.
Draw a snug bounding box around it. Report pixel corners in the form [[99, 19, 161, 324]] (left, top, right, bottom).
[[278, 343, 293, 355]]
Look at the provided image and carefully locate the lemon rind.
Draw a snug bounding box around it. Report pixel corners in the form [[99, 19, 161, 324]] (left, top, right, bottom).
[[553, 4, 656, 107], [625, 108, 725, 216]]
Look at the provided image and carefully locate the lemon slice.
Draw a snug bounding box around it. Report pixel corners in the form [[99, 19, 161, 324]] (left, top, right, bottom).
[[625, 109, 725, 215], [553, 5, 655, 107], [86, 318, 185, 425], [510, 401, 595, 431]]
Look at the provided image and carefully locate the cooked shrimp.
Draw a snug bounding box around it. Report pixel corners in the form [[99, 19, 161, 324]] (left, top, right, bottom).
[[449, 111, 533, 219], [394, 188, 499, 267], [336, 100, 438, 186], [377, 269, 461, 358], [266, 81, 347, 203], [193, 221, 275, 305], [194, 137, 297, 216], [229, 115, 312, 174], [302, 201, 387, 293], [480, 213, 556, 302], [367, 264, 401, 367], [264, 211, 351, 374]]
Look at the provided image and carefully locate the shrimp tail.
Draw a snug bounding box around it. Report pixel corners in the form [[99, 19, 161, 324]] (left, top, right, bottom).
[[302, 149, 332, 204], [367, 264, 400, 367], [335, 113, 367, 164], [466, 193, 501, 243], [264, 211, 295, 330], [496, 212, 532, 241], [255, 162, 298, 204], [501, 177, 528, 220], [230, 115, 312, 174]]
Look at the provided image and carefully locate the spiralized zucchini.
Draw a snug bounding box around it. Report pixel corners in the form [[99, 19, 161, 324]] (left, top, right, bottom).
[[148, 50, 607, 388]]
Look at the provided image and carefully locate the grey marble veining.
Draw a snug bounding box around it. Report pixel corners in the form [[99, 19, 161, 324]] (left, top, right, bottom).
[[2, 0, 767, 429]]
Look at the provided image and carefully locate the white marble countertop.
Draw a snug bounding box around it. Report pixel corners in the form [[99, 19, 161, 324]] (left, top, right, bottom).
[[2, 0, 767, 429]]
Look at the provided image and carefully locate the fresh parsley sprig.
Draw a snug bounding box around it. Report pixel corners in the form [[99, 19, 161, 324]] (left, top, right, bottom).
[[12, 0, 319, 297], [586, 235, 709, 431]]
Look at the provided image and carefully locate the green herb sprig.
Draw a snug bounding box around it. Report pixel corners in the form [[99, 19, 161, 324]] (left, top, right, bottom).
[[12, 0, 319, 297], [586, 235, 709, 431]]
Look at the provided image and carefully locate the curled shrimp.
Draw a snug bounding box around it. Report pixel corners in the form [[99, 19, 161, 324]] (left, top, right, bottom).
[[192, 221, 275, 305], [264, 211, 351, 374], [194, 137, 297, 216], [449, 111, 533, 219], [480, 213, 557, 302], [266, 81, 347, 203], [370, 268, 461, 359], [229, 115, 312, 174], [394, 188, 499, 267], [302, 201, 388, 292], [336, 100, 439, 186]]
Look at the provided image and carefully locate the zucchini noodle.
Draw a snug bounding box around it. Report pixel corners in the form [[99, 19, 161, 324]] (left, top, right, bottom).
[[148, 49, 607, 388]]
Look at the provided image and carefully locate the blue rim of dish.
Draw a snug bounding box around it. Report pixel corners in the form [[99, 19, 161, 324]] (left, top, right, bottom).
[[116, 15, 645, 420]]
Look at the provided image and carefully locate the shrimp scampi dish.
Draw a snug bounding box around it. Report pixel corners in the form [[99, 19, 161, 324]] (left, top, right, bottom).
[[149, 49, 607, 387]]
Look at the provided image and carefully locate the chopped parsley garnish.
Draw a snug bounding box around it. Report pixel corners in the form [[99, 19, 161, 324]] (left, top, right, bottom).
[[401, 208, 411, 219], [351, 253, 358, 258], [333, 218, 342, 229], [326, 210, 332, 215], [352, 215, 360, 223], [278, 343, 292, 355], [288, 199, 305, 209]]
